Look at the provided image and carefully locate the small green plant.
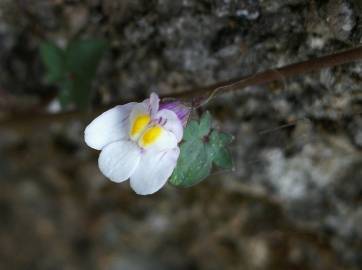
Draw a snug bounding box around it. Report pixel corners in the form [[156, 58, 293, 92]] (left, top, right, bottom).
[[40, 38, 107, 109], [170, 111, 233, 187]]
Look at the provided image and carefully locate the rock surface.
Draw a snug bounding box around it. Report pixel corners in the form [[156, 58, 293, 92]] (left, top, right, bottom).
[[0, 0, 361, 269]]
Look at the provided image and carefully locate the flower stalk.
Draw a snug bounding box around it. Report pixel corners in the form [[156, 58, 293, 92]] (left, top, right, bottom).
[[1, 46, 362, 130], [174, 46, 362, 104]]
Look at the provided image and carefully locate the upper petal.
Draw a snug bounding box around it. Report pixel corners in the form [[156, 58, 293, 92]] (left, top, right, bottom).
[[85, 102, 136, 150], [142, 92, 160, 117], [156, 109, 183, 142], [159, 100, 191, 127], [130, 147, 180, 195], [149, 92, 160, 117], [98, 140, 141, 183]]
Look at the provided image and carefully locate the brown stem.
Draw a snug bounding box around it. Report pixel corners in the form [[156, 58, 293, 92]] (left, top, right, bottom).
[[174, 46, 362, 100], [1, 46, 362, 130]]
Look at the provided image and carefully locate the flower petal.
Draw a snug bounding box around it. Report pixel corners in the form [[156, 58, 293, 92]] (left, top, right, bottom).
[[130, 148, 180, 195], [156, 109, 183, 142], [84, 103, 136, 150], [129, 102, 152, 140], [141, 127, 178, 151], [142, 92, 160, 117], [159, 100, 191, 127], [149, 92, 160, 116], [98, 140, 141, 183]]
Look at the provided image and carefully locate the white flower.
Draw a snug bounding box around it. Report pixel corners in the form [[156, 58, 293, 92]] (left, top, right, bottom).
[[84, 93, 184, 195]]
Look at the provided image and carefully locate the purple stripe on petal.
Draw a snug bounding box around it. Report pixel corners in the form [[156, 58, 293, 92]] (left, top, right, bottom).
[[159, 101, 191, 127]]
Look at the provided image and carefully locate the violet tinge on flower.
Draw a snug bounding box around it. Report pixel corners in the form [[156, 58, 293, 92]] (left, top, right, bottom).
[[84, 93, 190, 195]]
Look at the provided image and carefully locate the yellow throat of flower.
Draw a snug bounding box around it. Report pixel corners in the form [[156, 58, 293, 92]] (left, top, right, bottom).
[[139, 126, 162, 147], [130, 114, 163, 148], [130, 114, 150, 139]]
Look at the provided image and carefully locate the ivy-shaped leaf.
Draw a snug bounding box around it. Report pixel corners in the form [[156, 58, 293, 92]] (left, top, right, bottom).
[[170, 139, 212, 187], [208, 131, 233, 169], [198, 111, 211, 137], [39, 42, 66, 83], [169, 111, 233, 187], [183, 121, 200, 141], [65, 39, 107, 79], [40, 38, 107, 109]]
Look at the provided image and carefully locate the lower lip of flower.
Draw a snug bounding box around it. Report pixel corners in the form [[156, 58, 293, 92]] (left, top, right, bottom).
[[139, 125, 162, 147]]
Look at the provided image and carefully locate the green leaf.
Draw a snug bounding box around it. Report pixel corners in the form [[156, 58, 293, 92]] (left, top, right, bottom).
[[60, 75, 93, 109], [65, 39, 107, 78], [39, 41, 66, 83], [207, 144, 233, 169], [169, 139, 212, 187], [208, 130, 234, 169], [58, 80, 72, 108], [40, 38, 107, 109], [214, 148, 232, 169], [198, 111, 211, 137], [183, 121, 200, 141], [183, 111, 211, 141], [62, 39, 107, 109], [210, 131, 233, 146], [72, 76, 93, 109], [169, 112, 234, 188]]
